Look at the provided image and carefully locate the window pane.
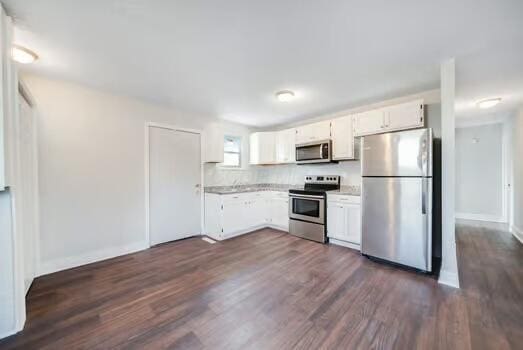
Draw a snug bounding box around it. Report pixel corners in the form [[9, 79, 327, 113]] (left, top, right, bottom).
[[224, 136, 241, 153], [223, 152, 240, 167]]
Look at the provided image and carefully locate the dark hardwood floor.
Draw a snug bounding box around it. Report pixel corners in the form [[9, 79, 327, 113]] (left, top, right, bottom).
[[1, 222, 522, 349]]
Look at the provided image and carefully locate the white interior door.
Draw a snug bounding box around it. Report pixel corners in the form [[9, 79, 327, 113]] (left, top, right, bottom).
[[19, 94, 38, 294], [149, 126, 201, 245]]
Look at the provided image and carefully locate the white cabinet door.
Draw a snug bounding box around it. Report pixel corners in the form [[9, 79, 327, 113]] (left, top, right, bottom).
[[311, 120, 331, 141], [203, 123, 224, 163], [276, 128, 296, 163], [295, 124, 311, 144], [327, 203, 346, 240], [250, 193, 267, 227], [331, 115, 355, 160], [271, 196, 289, 231], [384, 100, 424, 131], [345, 203, 361, 244], [353, 109, 386, 137], [296, 120, 331, 144], [222, 198, 246, 234], [250, 132, 276, 164], [327, 200, 361, 245]]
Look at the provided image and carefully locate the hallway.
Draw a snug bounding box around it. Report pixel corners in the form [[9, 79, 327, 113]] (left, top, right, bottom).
[[456, 220, 523, 349]]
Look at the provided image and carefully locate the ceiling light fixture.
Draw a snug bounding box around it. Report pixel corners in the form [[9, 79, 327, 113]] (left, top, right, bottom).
[[12, 45, 38, 64], [276, 90, 295, 102], [477, 98, 501, 109]]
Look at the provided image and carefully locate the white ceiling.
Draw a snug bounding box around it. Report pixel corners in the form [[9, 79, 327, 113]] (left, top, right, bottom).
[[4, 0, 523, 126]]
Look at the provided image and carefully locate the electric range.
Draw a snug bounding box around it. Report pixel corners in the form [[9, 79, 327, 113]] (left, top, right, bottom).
[[288, 175, 340, 243]]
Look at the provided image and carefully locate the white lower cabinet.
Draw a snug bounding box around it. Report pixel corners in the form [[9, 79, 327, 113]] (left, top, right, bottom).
[[268, 194, 289, 230], [205, 191, 289, 240], [327, 195, 361, 250]]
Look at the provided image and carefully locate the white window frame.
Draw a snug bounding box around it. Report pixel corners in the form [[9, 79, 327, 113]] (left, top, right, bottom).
[[221, 135, 242, 168]]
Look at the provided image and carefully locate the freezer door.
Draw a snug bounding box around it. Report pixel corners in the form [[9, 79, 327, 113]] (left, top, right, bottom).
[[361, 128, 432, 177], [361, 177, 432, 271]]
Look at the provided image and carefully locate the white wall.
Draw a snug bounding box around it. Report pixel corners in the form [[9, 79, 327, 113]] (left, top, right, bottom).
[[456, 123, 504, 221], [512, 107, 523, 238], [22, 74, 221, 275]]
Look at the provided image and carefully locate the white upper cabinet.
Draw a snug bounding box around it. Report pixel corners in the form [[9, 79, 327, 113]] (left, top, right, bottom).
[[275, 128, 296, 163], [250, 132, 276, 165], [203, 123, 224, 163], [353, 100, 424, 137], [353, 109, 387, 137], [385, 99, 424, 131], [331, 115, 356, 160], [295, 120, 331, 144]]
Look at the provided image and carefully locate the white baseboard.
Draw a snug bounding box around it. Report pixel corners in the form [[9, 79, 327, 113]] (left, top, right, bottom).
[[207, 224, 289, 241], [329, 238, 361, 251], [511, 225, 523, 244], [438, 269, 460, 288], [0, 328, 17, 341], [455, 212, 506, 223], [37, 241, 149, 277]]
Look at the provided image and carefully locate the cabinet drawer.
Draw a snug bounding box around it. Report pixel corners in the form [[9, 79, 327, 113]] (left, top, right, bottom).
[[327, 195, 360, 204], [273, 191, 289, 199], [221, 193, 251, 202]]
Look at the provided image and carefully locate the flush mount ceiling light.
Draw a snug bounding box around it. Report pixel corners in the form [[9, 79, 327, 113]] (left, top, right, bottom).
[[12, 45, 38, 64], [477, 98, 501, 109], [275, 90, 295, 102]]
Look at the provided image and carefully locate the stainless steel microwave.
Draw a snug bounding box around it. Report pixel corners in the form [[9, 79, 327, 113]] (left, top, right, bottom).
[[295, 140, 332, 164]]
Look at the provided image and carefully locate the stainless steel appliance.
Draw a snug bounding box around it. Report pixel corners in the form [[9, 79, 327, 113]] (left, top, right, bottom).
[[289, 175, 340, 243], [295, 140, 332, 164], [361, 128, 433, 272]]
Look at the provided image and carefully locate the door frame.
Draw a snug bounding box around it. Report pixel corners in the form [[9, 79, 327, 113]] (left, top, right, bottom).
[[455, 117, 511, 224], [144, 122, 204, 247], [18, 86, 41, 294]]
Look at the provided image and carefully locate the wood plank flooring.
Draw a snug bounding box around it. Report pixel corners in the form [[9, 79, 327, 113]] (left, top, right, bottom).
[[1, 222, 521, 349]]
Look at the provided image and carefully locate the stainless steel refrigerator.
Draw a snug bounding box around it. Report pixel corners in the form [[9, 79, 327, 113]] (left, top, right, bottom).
[[361, 128, 432, 272]]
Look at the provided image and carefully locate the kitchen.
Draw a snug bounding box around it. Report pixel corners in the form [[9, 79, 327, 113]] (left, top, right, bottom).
[[0, 1, 522, 349], [203, 97, 439, 272]]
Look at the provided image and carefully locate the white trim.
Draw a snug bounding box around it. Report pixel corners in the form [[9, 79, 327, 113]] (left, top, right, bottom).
[[455, 213, 506, 223], [438, 269, 460, 288], [511, 225, 523, 244], [206, 224, 288, 241], [0, 328, 18, 341], [440, 59, 459, 289], [37, 241, 148, 277], [144, 122, 204, 247], [455, 114, 511, 128], [329, 238, 361, 251]]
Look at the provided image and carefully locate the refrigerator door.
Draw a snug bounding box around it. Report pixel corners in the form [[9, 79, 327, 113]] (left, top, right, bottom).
[[361, 177, 432, 271], [361, 128, 432, 177]]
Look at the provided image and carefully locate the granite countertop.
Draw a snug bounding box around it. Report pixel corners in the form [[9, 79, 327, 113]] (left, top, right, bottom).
[[327, 185, 361, 196], [204, 183, 299, 195], [205, 183, 361, 196]]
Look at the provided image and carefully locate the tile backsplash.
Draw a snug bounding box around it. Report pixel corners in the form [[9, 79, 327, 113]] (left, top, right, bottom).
[[204, 161, 361, 187]]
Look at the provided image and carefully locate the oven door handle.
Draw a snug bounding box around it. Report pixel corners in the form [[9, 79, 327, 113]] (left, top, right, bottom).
[[289, 194, 325, 199]]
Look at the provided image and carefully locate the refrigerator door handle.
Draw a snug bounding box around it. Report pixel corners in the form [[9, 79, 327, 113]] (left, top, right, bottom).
[[421, 178, 427, 215]]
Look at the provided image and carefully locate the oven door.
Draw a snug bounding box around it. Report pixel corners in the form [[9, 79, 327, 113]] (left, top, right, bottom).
[[289, 194, 325, 224]]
